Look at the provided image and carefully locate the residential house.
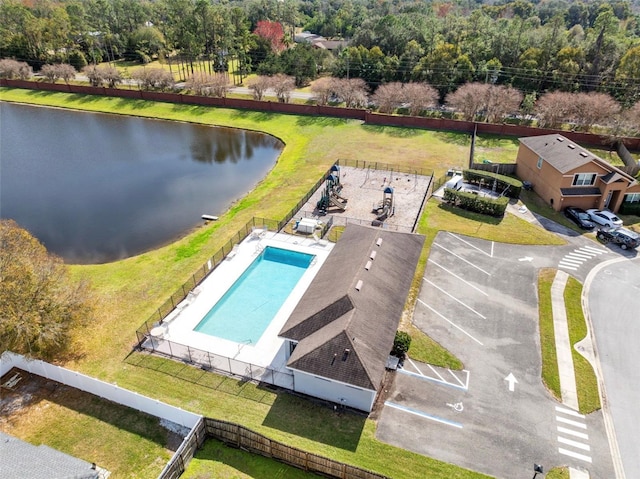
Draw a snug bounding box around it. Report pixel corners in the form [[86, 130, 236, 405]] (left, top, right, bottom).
[[516, 134, 640, 213], [278, 224, 425, 412]]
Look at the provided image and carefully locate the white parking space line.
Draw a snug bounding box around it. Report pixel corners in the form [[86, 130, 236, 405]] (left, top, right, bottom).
[[558, 436, 591, 451], [433, 243, 492, 276], [419, 299, 484, 346], [490, 241, 494, 258], [398, 367, 469, 390], [558, 448, 592, 463], [425, 280, 487, 319], [427, 260, 489, 296], [448, 233, 491, 257], [557, 426, 589, 440], [555, 406, 585, 418], [407, 357, 425, 376], [556, 416, 588, 429], [425, 363, 446, 382], [385, 401, 463, 428], [447, 369, 467, 388]]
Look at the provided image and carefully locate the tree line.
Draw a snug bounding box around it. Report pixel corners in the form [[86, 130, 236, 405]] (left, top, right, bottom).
[[1, 0, 640, 103]]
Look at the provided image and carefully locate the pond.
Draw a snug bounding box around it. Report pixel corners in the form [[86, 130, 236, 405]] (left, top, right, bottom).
[[0, 102, 283, 264]]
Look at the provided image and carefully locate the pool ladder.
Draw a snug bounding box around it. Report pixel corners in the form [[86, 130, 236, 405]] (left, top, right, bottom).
[[255, 242, 265, 255]]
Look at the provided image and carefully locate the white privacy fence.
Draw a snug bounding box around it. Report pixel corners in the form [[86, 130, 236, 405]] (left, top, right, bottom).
[[1, 351, 201, 429]]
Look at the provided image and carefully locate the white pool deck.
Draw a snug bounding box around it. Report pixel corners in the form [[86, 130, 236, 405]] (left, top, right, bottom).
[[149, 230, 334, 374]]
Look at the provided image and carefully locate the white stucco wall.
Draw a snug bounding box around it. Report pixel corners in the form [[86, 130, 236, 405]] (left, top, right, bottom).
[[292, 369, 376, 412]]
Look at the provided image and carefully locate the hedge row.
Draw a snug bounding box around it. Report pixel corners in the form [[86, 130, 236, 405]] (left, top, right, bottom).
[[463, 170, 523, 199], [443, 188, 509, 217], [620, 202, 640, 216]]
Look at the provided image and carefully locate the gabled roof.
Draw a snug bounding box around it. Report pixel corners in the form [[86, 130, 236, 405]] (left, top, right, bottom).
[[0, 432, 99, 479], [279, 223, 425, 390], [519, 135, 636, 184]]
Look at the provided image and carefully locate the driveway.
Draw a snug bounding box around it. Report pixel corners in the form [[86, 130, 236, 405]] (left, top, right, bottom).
[[376, 232, 615, 478]]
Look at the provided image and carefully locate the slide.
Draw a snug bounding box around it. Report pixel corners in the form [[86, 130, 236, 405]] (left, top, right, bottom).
[[329, 195, 346, 211]]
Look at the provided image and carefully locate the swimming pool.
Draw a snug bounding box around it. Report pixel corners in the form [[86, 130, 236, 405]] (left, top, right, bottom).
[[194, 246, 315, 343]]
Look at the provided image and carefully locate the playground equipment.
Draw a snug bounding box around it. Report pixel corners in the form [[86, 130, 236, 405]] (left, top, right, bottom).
[[317, 165, 348, 213], [372, 186, 394, 224]]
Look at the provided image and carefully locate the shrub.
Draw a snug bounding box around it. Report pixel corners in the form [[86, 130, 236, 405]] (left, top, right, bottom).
[[443, 188, 509, 217], [620, 202, 640, 216], [392, 331, 412, 358]]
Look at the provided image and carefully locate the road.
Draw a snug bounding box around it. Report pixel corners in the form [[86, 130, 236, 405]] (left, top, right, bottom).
[[586, 256, 640, 479]]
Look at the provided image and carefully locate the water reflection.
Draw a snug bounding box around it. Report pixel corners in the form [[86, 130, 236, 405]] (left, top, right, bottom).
[[0, 103, 282, 264]]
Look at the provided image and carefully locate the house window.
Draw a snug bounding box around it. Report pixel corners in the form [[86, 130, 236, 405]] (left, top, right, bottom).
[[536, 157, 543, 169], [572, 173, 596, 186], [624, 193, 640, 203]]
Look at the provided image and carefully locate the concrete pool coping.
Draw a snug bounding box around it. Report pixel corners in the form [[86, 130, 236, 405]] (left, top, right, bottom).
[[156, 231, 334, 372]]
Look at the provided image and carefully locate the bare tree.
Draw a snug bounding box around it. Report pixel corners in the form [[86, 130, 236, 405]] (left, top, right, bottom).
[[570, 92, 620, 132], [484, 85, 523, 123], [0, 59, 32, 79], [208, 73, 230, 98], [186, 72, 208, 96], [310, 77, 337, 106], [332, 78, 369, 108], [40, 64, 77, 84], [82, 65, 104, 87], [247, 75, 272, 101], [534, 91, 574, 128], [621, 101, 640, 135], [445, 83, 490, 120], [56, 64, 77, 84], [403, 82, 438, 116], [131, 68, 174, 91], [271, 74, 295, 103], [372, 82, 404, 114], [83, 65, 121, 88]]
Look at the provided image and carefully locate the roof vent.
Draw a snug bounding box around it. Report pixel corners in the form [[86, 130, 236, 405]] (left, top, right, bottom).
[[355, 280, 363, 291], [376, 238, 383, 247], [342, 349, 350, 361], [370, 250, 377, 260], [557, 137, 564, 142], [568, 144, 576, 149], [365, 260, 372, 270], [579, 152, 588, 157]]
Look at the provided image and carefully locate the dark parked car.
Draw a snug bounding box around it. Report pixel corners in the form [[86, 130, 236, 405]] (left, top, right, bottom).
[[564, 206, 596, 229], [596, 227, 640, 250]]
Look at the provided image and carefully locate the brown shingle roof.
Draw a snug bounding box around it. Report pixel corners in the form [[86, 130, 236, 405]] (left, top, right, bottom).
[[519, 135, 635, 184], [280, 223, 425, 390]]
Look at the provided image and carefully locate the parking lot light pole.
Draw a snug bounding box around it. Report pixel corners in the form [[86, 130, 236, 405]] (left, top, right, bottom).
[[532, 464, 544, 479]]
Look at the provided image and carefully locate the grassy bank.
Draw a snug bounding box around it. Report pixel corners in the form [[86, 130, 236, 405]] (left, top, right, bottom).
[[538, 269, 601, 414]]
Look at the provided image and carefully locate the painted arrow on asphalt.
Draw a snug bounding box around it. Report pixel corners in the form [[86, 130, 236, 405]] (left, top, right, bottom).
[[505, 373, 518, 392], [518, 257, 533, 262]]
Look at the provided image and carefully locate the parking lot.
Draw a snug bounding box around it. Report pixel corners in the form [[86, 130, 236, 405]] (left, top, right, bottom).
[[376, 232, 615, 479]]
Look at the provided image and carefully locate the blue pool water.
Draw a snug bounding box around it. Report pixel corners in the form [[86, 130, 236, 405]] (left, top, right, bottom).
[[194, 246, 315, 343]]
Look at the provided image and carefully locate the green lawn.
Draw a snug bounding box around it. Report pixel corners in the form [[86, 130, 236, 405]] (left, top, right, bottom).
[[0, 87, 582, 478], [538, 270, 601, 414]]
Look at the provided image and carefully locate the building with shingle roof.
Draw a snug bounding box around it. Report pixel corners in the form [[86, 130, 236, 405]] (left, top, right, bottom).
[[0, 432, 100, 479], [516, 134, 640, 213], [279, 223, 425, 412]]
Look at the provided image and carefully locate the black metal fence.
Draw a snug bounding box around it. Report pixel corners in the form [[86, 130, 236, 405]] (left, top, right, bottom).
[[336, 158, 431, 177]]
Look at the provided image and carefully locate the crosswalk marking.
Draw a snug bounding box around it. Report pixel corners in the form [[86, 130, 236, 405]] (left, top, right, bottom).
[[558, 436, 591, 451], [558, 245, 609, 271], [555, 406, 585, 418], [556, 416, 588, 429], [557, 426, 588, 440], [558, 448, 593, 463]]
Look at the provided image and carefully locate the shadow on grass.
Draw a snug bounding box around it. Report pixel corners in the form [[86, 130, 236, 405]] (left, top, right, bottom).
[[230, 109, 275, 122], [125, 352, 275, 405], [187, 439, 322, 478], [262, 393, 365, 451], [296, 115, 348, 127], [475, 134, 520, 148], [5, 370, 169, 447], [361, 124, 422, 137], [435, 202, 503, 225], [433, 130, 472, 145]]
